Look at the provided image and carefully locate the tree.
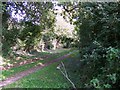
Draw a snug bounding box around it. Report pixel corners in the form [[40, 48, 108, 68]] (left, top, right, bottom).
[[2, 2, 20, 56], [2, 2, 55, 53], [61, 2, 120, 88]]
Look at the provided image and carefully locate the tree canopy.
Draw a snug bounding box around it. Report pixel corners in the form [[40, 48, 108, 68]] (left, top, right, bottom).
[[61, 2, 120, 88]]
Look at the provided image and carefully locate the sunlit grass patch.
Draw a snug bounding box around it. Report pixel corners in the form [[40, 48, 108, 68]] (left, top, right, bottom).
[[4, 62, 71, 88], [2, 49, 73, 80], [3, 49, 81, 88]]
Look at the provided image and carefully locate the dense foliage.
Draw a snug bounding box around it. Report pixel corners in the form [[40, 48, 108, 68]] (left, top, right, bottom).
[[2, 2, 76, 55], [67, 2, 120, 88], [2, 2, 55, 56]]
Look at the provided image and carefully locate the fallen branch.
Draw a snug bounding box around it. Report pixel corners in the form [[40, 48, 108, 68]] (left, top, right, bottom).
[[58, 61, 77, 89]]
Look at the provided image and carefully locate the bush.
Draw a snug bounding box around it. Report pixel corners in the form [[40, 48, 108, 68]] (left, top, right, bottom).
[[74, 2, 120, 88], [80, 45, 120, 88]]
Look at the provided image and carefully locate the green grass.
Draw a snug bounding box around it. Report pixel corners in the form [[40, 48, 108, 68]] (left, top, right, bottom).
[[2, 50, 52, 67], [4, 62, 72, 88], [3, 49, 82, 88], [61, 50, 82, 88], [3, 48, 71, 66], [2, 61, 42, 80], [2, 49, 73, 80]]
